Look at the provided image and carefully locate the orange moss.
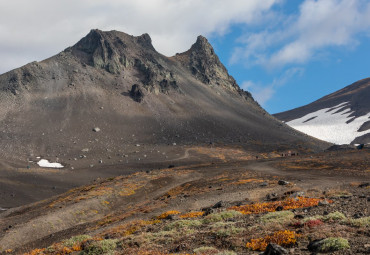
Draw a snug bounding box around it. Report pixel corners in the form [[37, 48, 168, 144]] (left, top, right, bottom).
[[231, 179, 264, 185], [229, 197, 328, 215], [24, 248, 46, 255], [157, 210, 181, 219], [246, 230, 299, 251], [101, 219, 161, 238], [179, 211, 205, 218]]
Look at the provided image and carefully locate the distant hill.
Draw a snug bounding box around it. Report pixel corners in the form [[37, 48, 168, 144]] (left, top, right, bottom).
[[274, 78, 370, 145]]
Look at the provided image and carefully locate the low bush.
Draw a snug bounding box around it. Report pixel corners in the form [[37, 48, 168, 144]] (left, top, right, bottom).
[[318, 237, 350, 252], [179, 211, 205, 218], [230, 197, 325, 215], [164, 219, 202, 230], [81, 239, 118, 255], [216, 226, 244, 237], [63, 235, 92, 248], [305, 219, 324, 228], [203, 210, 242, 223], [348, 217, 370, 227], [246, 230, 299, 251], [323, 211, 346, 222], [194, 246, 219, 254], [260, 211, 294, 224], [157, 210, 181, 219]]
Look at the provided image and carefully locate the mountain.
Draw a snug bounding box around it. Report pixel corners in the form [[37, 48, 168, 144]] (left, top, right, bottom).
[[0, 29, 327, 168], [274, 78, 370, 145]]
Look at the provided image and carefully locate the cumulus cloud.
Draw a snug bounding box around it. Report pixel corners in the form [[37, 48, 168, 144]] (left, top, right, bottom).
[[232, 0, 370, 68], [0, 0, 279, 74]]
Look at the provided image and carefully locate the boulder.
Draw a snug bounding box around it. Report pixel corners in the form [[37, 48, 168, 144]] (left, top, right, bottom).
[[263, 243, 288, 255], [129, 84, 144, 102]]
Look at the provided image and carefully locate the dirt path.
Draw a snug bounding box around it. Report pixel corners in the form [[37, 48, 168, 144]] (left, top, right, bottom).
[[245, 159, 367, 189]]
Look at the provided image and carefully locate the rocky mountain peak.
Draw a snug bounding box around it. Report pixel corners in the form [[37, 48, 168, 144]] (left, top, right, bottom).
[[174, 35, 253, 100], [191, 35, 213, 53]]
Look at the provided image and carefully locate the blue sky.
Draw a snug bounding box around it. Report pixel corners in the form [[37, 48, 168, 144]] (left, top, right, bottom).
[[0, 0, 369, 114]]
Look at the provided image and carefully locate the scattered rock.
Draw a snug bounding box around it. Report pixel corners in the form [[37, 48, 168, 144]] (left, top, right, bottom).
[[168, 164, 175, 168], [81, 148, 89, 152], [276, 206, 284, 211], [318, 199, 330, 206], [290, 191, 304, 198], [263, 243, 288, 255], [294, 214, 305, 219], [92, 127, 101, 132], [201, 207, 214, 216], [260, 182, 268, 187], [308, 239, 325, 252], [129, 84, 144, 102], [278, 180, 289, 185], [359, 183, 369, 188], [212, 201, 229, 208], [266, 193, 278, 201], [98, 159, 103, 164], [353, 212, 364, 219]]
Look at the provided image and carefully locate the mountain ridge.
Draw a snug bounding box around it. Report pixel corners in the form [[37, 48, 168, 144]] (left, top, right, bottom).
[[0, 29, 328, 167]]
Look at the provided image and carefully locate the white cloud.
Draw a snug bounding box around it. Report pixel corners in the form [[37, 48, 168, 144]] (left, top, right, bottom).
[[233, 0, 370, 68], [243, 83, 276, 106], [241, 67, 304, 106], [0, 0, 280, 74]]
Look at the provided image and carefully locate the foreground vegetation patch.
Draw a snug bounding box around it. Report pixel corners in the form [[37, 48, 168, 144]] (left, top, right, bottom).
[[229, 197, 327, 214]]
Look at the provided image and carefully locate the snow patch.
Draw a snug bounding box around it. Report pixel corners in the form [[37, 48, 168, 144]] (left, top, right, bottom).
[[286, 102, 370, 144], [37, 159, 64, 168]]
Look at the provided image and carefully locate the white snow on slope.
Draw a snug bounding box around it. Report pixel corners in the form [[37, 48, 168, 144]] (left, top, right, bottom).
[[286, 102, 370, 144], [37, 159, 64, 168]]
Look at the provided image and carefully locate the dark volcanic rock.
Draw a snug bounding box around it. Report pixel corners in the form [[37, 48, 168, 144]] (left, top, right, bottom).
[[263, 243, 288, 255], [129, 84, 144, 102], [0, 29, 329, 167]]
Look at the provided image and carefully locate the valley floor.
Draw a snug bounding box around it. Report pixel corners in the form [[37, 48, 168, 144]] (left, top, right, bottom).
[[0, 148, 369, 254]]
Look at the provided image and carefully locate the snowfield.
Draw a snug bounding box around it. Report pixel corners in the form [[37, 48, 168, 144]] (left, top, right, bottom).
[[37, 159, 64, 168], [286, 102, 370, 144]]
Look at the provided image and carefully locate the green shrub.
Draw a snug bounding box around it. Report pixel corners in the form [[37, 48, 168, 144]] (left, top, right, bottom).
[[301, 216, 323, 223], [203, 210, 242, 224], [217, 251, 237, 255], [318, 237, 350, 252], [260, 211, 294, 224], [323, 211, 346, 222], [348, 217, 370, 227], [63, 235, 92, 247], [82, 239, 118, 255], [216, 226, 244, 237], [164, 219, 202, 231], [194, 246, 219, 254]]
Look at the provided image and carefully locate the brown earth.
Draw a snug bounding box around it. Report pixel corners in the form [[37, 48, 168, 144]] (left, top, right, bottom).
[[0, 148, 368, 254]]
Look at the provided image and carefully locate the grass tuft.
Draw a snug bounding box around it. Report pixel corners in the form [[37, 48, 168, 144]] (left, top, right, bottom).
[[348, 216, 370, 227], [323, 211, 347, 222], [81, 239, 118, 255], [203, 210, 242, 223], [260, 211, 294, 224], [318, 237, 350, 252]]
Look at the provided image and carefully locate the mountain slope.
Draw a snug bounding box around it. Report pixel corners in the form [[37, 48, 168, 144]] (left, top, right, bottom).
[[274, 78, 370, 145], [0, 29, 327, 168]]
